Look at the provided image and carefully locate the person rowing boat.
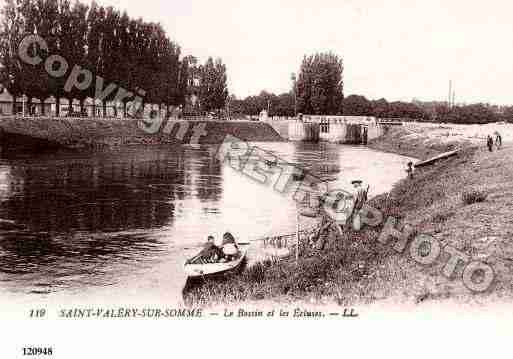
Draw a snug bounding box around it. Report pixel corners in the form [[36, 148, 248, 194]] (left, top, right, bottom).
[[188, 235, 224, 264], [188, 232, 241, 265], [184, 236, 247, 278]]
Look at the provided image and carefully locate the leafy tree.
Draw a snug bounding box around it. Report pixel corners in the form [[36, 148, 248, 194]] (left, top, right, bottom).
[[296, 52, 343, 115], [371, 98, 389, 118], [387, 101, 429, 121], [158, 28, 185, 115], [226, 94, 244, 117], [342, 94, 373, 116], [442, 104, 497, 124], [32, 0, 60, 115], [0, 0, 193, 118], [274, 92, 295, 116], [7, 0, 48, 112], [17, 0, 40, 112], [0, 0, 26, 112], [84, 1, 102, 115], [176, 58, 189, 108], [68, 0, 88, 113], [114, 10, 131, 116], [241, 95, 260, 116], [198, 57, 228, 112], [502, 106, 513, 123], [182, 55, 200, 114]]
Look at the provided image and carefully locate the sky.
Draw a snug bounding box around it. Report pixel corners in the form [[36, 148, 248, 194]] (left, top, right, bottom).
[[93, 0, 513, 105]]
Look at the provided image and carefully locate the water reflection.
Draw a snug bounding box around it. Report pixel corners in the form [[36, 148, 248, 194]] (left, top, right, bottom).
[[0, 145, 224, 295], [0, 143, 412, 299], [0, 146, 224, 233]]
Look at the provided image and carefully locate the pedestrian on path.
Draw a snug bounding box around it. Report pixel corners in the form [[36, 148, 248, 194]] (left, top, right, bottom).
[[494, 131, 502, 150], [487, 135, 494, 152], [406, 161, 414, 179]]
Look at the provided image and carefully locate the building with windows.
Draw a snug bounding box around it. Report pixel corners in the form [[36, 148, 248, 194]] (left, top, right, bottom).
[[0, 88, 16, 115]]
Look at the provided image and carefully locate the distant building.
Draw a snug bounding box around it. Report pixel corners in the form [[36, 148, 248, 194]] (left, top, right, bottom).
[[259, 109, 268, 122], [0, 88, 15, 114], [0, 88, 128, 117], [0, 86, 178, 119]]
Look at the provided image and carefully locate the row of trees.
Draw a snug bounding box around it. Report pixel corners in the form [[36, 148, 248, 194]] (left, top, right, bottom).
[[341, 97, 513, 124], [228, 51, 511, 124], [228, 89, 513, 124], [0, 0, 185, 116], [426, 103, 513, 124], [226, 52, 432, 121], [1, 12, 508, 126], [227, 90, 431, 120], [0, 0, 229, 116], [228, 91, 294, 117]]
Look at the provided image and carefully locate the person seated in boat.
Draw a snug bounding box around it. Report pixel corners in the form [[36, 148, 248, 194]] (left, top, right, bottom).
[[221, 231, 239, 261], [193, 235, 224, 264]]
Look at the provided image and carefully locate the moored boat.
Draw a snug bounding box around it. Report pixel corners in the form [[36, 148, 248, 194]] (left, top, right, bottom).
[[414, 149, 459, 168], [184, 248, 247, 278]]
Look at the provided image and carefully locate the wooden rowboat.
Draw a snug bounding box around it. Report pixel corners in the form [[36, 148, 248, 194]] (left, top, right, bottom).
[[184, 248, 247, 278]]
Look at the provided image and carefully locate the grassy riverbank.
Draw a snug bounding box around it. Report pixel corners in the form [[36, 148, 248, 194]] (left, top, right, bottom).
[[0, 117, 284, 150], [184, 126, 513, 307]]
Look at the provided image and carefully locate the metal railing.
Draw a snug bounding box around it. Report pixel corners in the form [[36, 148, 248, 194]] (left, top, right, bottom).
[[259, 225, 320, 249]]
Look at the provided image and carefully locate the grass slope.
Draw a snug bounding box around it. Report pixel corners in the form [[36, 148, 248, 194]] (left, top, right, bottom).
[[184, 127, 513, 307]]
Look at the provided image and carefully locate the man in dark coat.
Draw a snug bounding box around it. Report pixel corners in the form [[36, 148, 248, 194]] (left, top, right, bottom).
[[487, 135, 494, 152], [190, 235, 224, 264]]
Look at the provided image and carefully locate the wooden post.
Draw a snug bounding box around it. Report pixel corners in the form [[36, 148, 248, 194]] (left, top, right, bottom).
[[296, 212, 300, 264]]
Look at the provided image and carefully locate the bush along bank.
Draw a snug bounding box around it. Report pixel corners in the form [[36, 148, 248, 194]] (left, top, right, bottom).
[[184, 127, 512, 307]]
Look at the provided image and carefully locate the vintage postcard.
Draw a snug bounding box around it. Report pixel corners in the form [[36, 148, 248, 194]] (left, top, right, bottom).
[[0, 0, 511, 357]]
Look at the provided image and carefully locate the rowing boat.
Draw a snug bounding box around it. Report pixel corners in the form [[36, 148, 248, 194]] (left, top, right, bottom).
[[184, 248, 247, 278]]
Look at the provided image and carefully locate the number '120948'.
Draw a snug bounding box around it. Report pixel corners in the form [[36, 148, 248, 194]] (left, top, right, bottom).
[[23, 347, 53, 356]]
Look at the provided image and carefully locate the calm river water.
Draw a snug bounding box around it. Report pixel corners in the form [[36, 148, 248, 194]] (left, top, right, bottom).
[[0, 142, 412, 305]]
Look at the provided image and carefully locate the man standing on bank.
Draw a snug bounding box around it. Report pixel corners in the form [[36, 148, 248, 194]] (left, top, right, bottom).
[[406, 161, 414, 179], [487, 135, 494, 152], [350, 180, 369, 232], [494, 131, 502, 150]]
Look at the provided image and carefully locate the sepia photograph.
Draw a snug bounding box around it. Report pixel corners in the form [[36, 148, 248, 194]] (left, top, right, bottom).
[[0, 0, 512, 357]]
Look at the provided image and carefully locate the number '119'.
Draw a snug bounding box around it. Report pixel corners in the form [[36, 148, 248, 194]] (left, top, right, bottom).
[[29, 309, 46, 318]]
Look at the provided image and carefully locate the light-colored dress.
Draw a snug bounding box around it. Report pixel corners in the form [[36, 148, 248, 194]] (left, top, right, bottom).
[[223, 243, 238, 256]]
